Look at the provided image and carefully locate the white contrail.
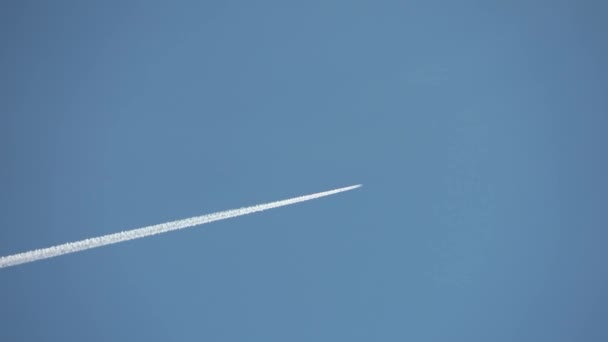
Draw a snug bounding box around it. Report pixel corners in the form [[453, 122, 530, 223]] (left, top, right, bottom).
[[0, 184, 361, 269]]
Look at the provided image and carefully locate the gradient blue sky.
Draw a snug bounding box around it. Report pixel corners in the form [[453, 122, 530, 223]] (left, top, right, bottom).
[[1, 1, 607, 341]]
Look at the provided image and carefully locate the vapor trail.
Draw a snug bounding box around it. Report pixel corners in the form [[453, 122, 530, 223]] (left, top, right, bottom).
[[0, 184, 361, 269]]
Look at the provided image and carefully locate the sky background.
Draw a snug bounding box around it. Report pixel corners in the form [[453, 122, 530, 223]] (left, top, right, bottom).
[[1, 1, 607, 341]]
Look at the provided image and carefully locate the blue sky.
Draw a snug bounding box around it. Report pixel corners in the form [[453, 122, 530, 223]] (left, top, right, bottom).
[[1, 1, 607, 341]]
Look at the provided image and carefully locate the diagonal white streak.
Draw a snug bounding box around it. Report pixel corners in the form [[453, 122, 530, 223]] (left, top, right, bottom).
[[0, 184, 361, 269]]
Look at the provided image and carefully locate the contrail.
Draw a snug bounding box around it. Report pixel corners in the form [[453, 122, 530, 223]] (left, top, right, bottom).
[[0, 184, 361, 269]]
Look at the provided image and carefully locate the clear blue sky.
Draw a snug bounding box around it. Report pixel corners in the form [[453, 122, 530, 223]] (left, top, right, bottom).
[[1, 1, 607, 341]]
